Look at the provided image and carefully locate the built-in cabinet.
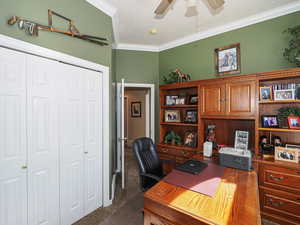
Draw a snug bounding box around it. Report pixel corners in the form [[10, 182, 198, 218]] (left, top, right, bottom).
[[159, 68, 300, 225], [200, 77, 256, 118], [0, 47, 102, 225]]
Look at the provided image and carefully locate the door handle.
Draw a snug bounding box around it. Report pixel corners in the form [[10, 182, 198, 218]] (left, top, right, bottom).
[[21, 165, 27, 169], [119, 137, 128, 141]]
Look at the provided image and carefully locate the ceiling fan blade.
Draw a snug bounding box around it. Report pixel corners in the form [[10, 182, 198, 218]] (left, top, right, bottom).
[[154, 0, 174, 15], [206, 0, 225, 10]]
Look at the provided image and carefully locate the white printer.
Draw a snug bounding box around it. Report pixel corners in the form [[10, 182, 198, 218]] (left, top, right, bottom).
[[219, 147, 252, 171]]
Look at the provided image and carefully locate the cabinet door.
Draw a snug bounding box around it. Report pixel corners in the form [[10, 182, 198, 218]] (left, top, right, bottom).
[[0, 47, 27, 225], [200, 84, 226, 116], [226, 80, 256, 117]]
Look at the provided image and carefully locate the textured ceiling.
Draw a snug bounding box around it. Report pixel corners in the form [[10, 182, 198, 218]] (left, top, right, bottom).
[[99, 0, 300, 49]]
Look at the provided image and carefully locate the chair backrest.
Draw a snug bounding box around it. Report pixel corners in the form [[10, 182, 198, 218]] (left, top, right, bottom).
[[132, 137, 163, 178]]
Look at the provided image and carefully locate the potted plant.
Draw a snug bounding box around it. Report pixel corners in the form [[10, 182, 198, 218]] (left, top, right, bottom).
[[283, 25, 300, 66], [278, 107, 300, 128], [164, 131, 182, 145]]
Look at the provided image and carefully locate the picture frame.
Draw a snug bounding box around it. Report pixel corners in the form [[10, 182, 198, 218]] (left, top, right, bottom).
[[189, 95, 198, 104], [214, 43, 241, 76], [287, 116, 300, 129], [184, 131, 197, 148], [286, 144, 300, 149], [261, 115, 279, 128], [274, 89, 295, 101], [184, 110, 197, 123], [175, 97, 186, 105], [275, 146, 299, 163], [259, 86, 272, 101], [131, 102, 141, 117], [165, 95, 178, 106], [165, 110, 181, 122], [234, 130, 249, 150]]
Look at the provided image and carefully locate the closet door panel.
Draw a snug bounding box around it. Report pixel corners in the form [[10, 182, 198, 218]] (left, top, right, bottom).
[[60, 64, 85, 225], [84, 71, 102, 214], [27, 55, 60, 225], [0, 48, 27, 225]]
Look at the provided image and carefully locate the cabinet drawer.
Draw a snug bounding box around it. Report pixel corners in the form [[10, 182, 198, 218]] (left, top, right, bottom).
[[259, 164, 300, 194], [158, 147, 194, 158], [260, 188, 300, 223]]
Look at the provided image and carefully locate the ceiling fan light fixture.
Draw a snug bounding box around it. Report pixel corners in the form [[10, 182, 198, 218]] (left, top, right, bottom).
[[206, 0, 225, 10], [187, 0, 197, 8]]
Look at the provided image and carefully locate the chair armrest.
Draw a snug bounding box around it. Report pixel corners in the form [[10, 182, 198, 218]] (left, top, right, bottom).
[[140, 173, 161, 182]]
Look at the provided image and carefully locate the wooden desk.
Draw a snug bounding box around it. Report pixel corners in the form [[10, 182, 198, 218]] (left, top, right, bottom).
[[144, 165, 261, 225]]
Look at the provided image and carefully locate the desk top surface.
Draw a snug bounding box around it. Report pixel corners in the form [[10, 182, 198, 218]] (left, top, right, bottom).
[[144, 160, 261, 225]]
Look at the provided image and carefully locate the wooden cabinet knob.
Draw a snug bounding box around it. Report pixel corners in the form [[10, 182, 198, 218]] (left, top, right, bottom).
[[162, 148, 168, 153]]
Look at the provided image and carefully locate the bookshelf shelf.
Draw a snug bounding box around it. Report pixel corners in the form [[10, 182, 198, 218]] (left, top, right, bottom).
[[160, 122, 198, 127], [258, 127, 300, 132], [259, 100, 300, 104], [162, 104, 198, 108]]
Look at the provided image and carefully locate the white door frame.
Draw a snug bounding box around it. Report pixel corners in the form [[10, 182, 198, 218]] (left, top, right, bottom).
[[116, 82, 155, 173], [0, 34, 112, 207]]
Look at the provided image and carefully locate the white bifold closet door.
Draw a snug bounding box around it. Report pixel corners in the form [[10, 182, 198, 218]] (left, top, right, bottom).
[[59, 63, 102, 225], [26, 54, 61, 225], [0, 48, 28, 225], [0, 47, 102, 225]]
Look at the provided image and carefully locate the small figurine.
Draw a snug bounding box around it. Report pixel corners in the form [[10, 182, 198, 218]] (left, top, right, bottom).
[[174, 68, 191, 83], [272, 136, 283, 147]]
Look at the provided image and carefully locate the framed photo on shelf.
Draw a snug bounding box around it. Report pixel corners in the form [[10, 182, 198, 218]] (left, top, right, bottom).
[[234, 130, 249, 150], [261, 115, 279, 128], [131, 102, 141, 117], [175, 97, 186, 105], [189, 95, 198, 104], [259, 86, 272, 101], [275, 147, 299, 163], [184, 131, 197, 148], [165, 95, 178, 106], [165, 110, 181, 122], [274, 89, 295, 101], [287, 116, 300, 129], [184, 110, 197, 123], [214, 43, 241, 76]]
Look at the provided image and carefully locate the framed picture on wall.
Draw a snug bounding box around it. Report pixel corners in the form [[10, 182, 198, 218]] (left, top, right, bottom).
[[214, 43, 241, 76], [131, 102, 141, 117]]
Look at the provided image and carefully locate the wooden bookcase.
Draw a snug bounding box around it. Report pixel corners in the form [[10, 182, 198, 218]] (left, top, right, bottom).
[[158, 68, 300, 225]]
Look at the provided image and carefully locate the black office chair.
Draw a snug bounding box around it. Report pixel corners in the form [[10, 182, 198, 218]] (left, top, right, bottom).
[[132, 137, 170, 191]]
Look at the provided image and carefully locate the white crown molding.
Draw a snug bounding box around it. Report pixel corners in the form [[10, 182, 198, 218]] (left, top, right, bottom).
[[86, 1, 300, 52], [115, 43, 160, 52], [159, 2, 300, 51], [86, 0, 120, 44]]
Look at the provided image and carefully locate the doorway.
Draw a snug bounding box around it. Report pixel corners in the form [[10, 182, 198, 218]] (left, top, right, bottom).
[[116, 82, 155, 193]]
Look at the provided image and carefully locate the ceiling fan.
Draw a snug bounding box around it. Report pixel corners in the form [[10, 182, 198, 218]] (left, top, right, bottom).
[[154, 0, 225, 15]]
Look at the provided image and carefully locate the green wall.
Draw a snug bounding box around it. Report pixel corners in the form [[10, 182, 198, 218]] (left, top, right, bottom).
[[0, 0, 115, 198], [0, 0, 113, 66], [159, 11, 300, 83], [114, 49, 160, 141], [115, 49, 159, 83]]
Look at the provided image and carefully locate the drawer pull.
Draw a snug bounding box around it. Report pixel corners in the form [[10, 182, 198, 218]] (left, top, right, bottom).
[[269, 175, 284, 181], [162, 148, 168, 153], [296, 171, 300, 174], [269, 199, 284, 207], [296, 197, 300, 201], [182, 151, 189, 157]]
